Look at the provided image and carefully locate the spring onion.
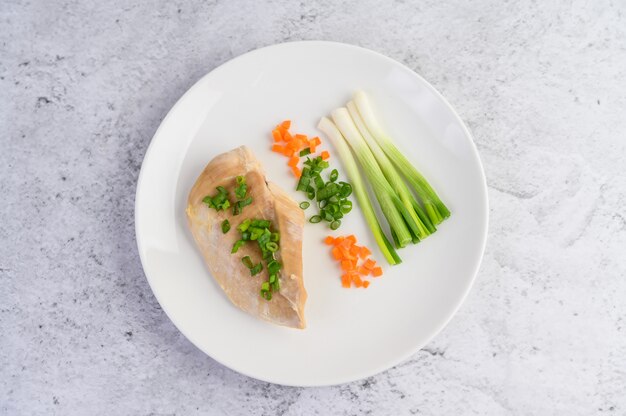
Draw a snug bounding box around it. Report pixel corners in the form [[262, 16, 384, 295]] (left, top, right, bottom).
[[353, 91, 450, 225], [233, 196, 252, 215], [234, 217, 283, 301], [331, 108, 415, 248], [221, 219, 231, 234], [235, 175, 247, 199], [241, 256, 253, 269], [318, 116, 401, 265], [202, 186, 231, 211], [347, 101, 433, 240], [296, 156, 352, 228], [249, 263, 263, 276], [231, 239, 245, 253]]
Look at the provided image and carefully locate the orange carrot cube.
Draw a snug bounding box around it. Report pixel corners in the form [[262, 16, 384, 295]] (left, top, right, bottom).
[[288, 156, 299, 167]]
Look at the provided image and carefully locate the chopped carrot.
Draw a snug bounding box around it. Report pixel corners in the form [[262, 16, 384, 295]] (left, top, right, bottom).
[[283, 131, 293, 142], [340, 260, 353, 271], [272, 129, 283, 142], [339, 246, 355, 260], [295, 134, 308, 140], [325, 233, 381, 289], [332, 236, 345, 246], [353, 275, 364, 288], [288, 156, 299, 167], [321, 151, 330, 160], [310, 137, 321, 147], [363, 258, 376, 270], [339, 237, 352, 248], [272, 144, 285, 154], [280, 120, 291, 129], [341, 274, 351, 288], [291, 166, 301, 178]]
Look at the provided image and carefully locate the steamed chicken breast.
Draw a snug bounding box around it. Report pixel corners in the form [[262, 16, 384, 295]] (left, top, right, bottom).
[[186, 146, 307, 329]]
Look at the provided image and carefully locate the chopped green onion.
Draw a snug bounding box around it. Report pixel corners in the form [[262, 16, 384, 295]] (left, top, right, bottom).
[[268, 260, 281, 274], [233, 196, 253, 215], [221, 219, 230, 233], [313, 174, 325, 189], [249, 263, 263, 276], [296, 175, 310, 192], [232, 216, 286, 301], [309, 215, 322, 223], [235, 175, 247, 199], [316, 182, 339, 201], [339, 182, 352, 198], [329, 169, 338, 182], [202, 186, 231, 211], [251, 219, 271, 228], [300, 201, 310, 210], [231, 240, 245, 253], [330, 220, 341, 230], [241, 256, 253, 269], [237, 219, 251, 232], [249, 227, 264, 240], [299, 147, 312, 156]]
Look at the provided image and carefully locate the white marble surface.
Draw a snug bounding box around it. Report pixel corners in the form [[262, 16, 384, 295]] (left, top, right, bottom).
[[1, 0, 625, 414]]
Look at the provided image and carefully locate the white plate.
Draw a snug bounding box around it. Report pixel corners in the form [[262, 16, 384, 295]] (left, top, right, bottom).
[[135, 41, 488, 386]]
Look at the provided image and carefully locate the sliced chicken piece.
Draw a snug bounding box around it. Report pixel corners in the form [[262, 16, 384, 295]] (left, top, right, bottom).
[[186, 146, 307, 329]]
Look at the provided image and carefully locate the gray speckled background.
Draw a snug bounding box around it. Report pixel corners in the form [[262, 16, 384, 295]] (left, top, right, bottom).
[[2, 0, 625, 414]]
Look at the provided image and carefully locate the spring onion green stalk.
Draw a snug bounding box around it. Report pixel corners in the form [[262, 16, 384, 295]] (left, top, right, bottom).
[[332, 108, 421, 248], [346, 101, 434, 239], [318, 116, 401, 265], [353, 90, 450, 225]]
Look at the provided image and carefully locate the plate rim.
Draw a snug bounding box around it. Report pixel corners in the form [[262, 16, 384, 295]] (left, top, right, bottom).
[[135, 40, 489, 386]]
